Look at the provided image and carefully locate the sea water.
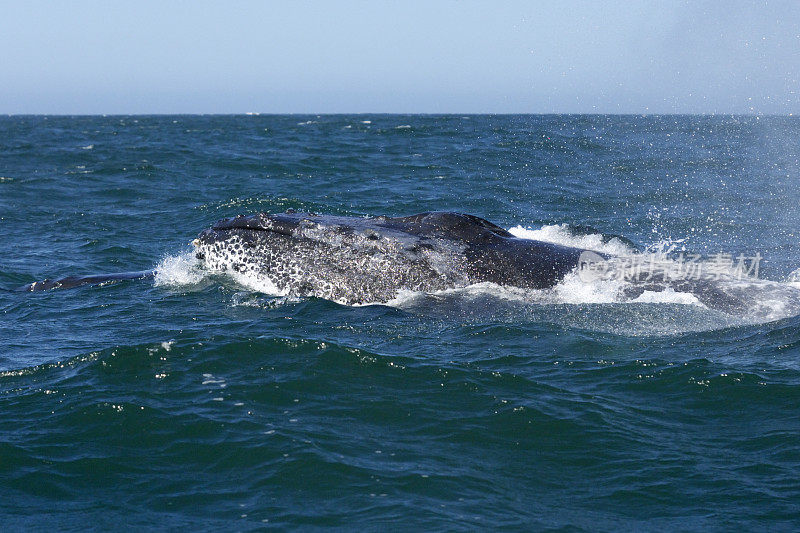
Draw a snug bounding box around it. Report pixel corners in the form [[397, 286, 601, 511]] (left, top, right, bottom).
[[2, 115, 800, 529]]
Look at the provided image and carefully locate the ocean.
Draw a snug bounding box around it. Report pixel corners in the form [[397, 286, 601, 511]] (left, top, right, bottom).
[[2, 114, 800, 530]]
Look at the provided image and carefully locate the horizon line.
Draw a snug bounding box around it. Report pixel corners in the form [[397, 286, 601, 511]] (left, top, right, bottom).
[[3, 112, 796, 118]]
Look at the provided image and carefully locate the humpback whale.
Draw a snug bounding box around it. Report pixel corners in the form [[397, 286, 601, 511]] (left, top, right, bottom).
[[18, 210, 778, 317], [16, 211, 594, 298], [193, 211, 594, 304]]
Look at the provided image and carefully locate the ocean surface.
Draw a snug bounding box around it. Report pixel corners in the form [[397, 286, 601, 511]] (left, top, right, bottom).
[[2, 114, 800, 530]]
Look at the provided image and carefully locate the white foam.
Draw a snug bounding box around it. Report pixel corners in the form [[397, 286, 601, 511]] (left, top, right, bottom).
[[153, 251, 205, 286], [147, 340, 175, 355], [230, 293, 302, 308], [548, 270, 620, 304], [785, 268, 800, 285], [508, 224, 634, 256], [227, 269, 285, 296], [385, 272, 706, 309], [384, 283, 526, 307], [630, 287, 704, 306]]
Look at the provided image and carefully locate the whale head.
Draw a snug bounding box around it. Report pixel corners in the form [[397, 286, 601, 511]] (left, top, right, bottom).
[[193, 211, 482, 303]]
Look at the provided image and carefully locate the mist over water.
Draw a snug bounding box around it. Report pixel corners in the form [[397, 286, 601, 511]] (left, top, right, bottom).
[[2, 115, 800, 529]]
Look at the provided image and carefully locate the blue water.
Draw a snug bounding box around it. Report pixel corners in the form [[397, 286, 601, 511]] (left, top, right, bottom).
[[2, 115, 800, 530]]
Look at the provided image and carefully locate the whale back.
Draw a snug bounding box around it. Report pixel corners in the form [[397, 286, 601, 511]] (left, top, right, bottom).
[[382, 212, 514, 242], [379, 212, 584, 288]]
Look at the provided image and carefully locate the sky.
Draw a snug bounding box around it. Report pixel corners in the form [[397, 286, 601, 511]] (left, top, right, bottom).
[[1, 0, 799, 114]]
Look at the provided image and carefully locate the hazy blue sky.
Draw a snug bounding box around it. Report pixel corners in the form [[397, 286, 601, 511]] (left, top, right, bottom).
[[2, 1, 799, 114]]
